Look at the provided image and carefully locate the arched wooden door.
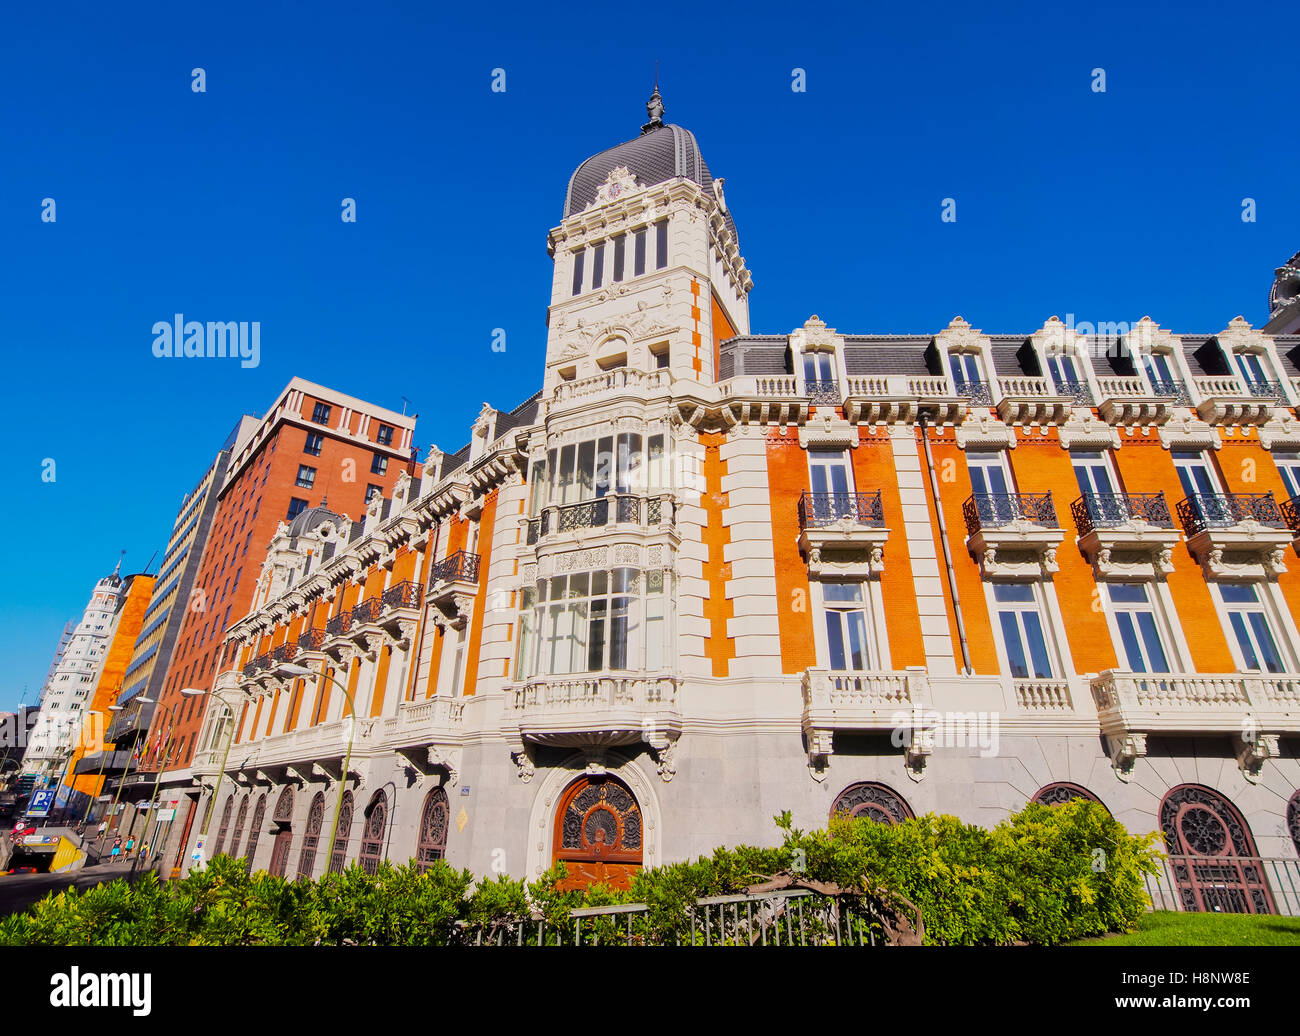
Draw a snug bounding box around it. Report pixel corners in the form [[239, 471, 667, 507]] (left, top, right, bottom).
[[1160, 785, 1275, 914], [552, 775, 642, 891], [267, 787, 295, 878]]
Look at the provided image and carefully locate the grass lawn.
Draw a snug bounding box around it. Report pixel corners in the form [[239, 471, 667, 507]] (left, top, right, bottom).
[[1071, 911, 1300, 946]]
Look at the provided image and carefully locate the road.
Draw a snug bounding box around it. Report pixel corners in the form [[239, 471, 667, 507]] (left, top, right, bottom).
[[0, 860, 142, 918]]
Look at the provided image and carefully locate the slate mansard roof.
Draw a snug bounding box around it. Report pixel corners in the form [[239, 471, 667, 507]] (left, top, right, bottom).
[[563, 122, 739, 246]]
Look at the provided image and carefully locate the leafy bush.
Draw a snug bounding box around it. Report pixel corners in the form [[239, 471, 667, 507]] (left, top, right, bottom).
[[0, 803, 1159, 946]]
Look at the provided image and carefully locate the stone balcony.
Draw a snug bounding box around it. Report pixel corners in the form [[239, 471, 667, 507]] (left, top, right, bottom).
[[427, 550, 480, 630], [504, 672, 682, 782], [551, 367, 672, 410], [1174, 492, 1292, 579], [797, 490, 889, 578], [220, 718, 362, 786], [994, 377, 1071, 425], [1193, 376, 1279, 426], [1095, 376, 1177, 425], [1091, 669, 1300, 778], [962, 492, 1064, 579], [1070, 491, 1182, 578], [383, 695, 466, 783], [801, 668, 932, 778], [527, 493, 676, 547]]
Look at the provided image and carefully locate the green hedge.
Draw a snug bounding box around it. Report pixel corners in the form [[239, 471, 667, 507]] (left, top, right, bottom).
[[0, 802, 1159, 946]]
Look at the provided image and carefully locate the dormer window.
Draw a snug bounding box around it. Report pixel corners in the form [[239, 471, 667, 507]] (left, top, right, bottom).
[[803, 351, 838, 404], [1234, 351, 1278, 396], [1046, 353, 1092, 405]]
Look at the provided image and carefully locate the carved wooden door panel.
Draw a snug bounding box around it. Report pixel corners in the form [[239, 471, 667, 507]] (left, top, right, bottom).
[[552, 776, 642, 891], [268, 828, 294, 878]]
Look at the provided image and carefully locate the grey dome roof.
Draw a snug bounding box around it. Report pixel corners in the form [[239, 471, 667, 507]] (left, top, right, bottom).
[[563, 100, 738, 245], [287, 504, 341, 539]]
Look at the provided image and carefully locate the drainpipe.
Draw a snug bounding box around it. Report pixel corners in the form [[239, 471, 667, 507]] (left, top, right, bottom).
[[917, 411, 973, 675]]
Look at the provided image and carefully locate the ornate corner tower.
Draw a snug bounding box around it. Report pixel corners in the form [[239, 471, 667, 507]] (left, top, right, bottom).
[[543, 88, 752, 392]]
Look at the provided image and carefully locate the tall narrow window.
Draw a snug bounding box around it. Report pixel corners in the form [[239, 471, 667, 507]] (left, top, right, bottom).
[[571, 249, 585, 296], [1107, 583, 1170, 673], [328, 791, 354, 873], [1272, 452, 1300, 500], [950, 352, 984, 391], [807, 448, 853, 523], [1219, 584, 1285, 673], [824, 583, 870, 671], [1235, 351, 1272, 389], [993, 583, 1053, 679], [592, 243, 605, 289], [1144, 351, 1176, 385], [1071, 452, 1115, 497], [296, 465, 316, 489], [634, 228, 647, 276], [655, 220, 668, 269], [613, 234, 625, 282]]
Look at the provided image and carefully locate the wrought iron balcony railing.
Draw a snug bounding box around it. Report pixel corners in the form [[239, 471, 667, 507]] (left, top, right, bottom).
[[962, 492, 1057, 535], [325, 609, 353, 637], [1148, 378, 1190, 404], [1242, 379, 1285, 400], [954, 380, 993, 407], [1054, 378, 1095, 407], [1281, 494, 1300, 535], [1070, 492, 1173, 536], [271, 642, 296, 663], [529, 495, 672, 542], [353, 596, 382, 625], [797, 491, 886, 529], [1175, 492, 1286, 537], [382, 579, 424, 610], [431, 550, 480, 585], [296, 627, 327, 653], [804, 379, 841, 405]]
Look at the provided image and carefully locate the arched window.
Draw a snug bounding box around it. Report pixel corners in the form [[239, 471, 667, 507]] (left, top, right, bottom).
[[1031, 782, 1107, 812], [213, 796, 234, 856], [329, 792, 354, 874], [297, 792, 325, 881], [416, 788, 450, 872], [553, 775, 642, 891], [1160, 784, 1274, 914], [244, 794, 267, 872], [1287, 790, 1300, 858], [830, 782, 914, 826], [359, 791, 388, 875], [268, 787, 295, 878], [228, 795, 250, 859]]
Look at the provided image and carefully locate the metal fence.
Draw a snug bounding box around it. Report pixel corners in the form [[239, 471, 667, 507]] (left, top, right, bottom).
[[454, 888, 886, 946], [1143, 855, 1300, 917]]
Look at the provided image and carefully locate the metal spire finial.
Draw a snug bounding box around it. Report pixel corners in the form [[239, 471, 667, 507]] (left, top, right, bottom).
[[642, 79, 665, 134]]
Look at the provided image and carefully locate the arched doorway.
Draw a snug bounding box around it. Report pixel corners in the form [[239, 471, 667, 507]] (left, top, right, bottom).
[[1032, 782, 1108, 812], [1160, 784, 1275, 914], [297, 792, 325, 881], [359, 791, 388, 875], [213, 796, 234, 856], [830, 782, 914, 825], [267, 787, 295, 878], [552, 775, 643, 891], [329, 792, 354, 874], [244, 794, 267, 873], [228, 795, 250, 859], [416, 787, 450, 872]]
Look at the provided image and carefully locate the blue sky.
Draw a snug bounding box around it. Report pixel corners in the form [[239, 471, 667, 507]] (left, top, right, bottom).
[[1, 0, 1295, 711]]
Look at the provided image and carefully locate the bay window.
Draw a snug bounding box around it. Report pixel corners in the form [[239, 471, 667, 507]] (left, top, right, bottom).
[[516, 567, 670, 678]]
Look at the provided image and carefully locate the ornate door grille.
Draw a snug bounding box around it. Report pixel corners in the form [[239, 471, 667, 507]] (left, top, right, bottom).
[[1031, 782, 1107, 811], [1160, 785, 1275, 915], [553, 776, 643, 891], [273, 786, 294, 823], [359, 791, 388, 875], [416, 788, 450, 872], [214, 796, 233, 856], [244, 794, 267, 873], [329, 792, 354, 874], [228, 795, 250, 859], [297, 792, 325, 881], [1288, 791, 1300, 857], [830, 782, 914, 826]]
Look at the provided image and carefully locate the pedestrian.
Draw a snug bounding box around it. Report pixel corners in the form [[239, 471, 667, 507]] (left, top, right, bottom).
[[97, 820, 106, 836], [125, 836, 135, 857], [111, 837, 121, 858]]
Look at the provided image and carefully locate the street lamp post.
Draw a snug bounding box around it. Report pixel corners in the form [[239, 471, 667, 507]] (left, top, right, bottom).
[[275, 662, 357, 875], [181, 683, 246, 868]]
